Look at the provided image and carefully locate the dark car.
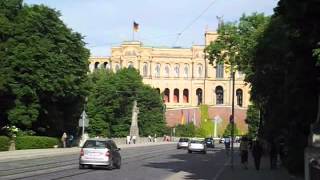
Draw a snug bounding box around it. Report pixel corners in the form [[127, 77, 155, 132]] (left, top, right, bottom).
[[204, 137, 215, 148], [79, 138, 121, 170]]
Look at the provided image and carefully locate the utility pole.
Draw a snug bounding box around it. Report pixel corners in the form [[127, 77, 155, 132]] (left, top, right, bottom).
[[230, 67, 235, 169]]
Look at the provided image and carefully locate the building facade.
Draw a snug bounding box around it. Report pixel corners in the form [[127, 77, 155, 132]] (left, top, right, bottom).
[[89, 31, 250, 134]]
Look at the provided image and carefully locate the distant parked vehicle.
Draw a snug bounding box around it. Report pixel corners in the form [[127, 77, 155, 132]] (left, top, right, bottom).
[[188, 139, 207, 154], [177, 138, 189, 149], [79, 138, 121, 170], [204, 137, 215, 148]]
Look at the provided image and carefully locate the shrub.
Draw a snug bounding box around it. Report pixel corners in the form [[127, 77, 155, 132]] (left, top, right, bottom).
[[175, 124, 196, 137], [0, 136, 10, 151], [15, 136, 60, 150]]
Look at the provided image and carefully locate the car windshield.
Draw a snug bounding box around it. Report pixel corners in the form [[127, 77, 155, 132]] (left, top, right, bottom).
[[205, 138, 213, 141], [83, 140, 107, 149], [179, 138, 189, 142]]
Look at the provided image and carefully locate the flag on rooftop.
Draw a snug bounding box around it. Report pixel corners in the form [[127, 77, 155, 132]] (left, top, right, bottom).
[[133, 21, 139, 32]]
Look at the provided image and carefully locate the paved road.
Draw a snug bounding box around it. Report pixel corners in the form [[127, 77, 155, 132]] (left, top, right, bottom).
[[0, 143, 229, 180]]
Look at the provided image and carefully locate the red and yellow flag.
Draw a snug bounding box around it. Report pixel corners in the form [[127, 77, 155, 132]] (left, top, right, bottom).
[[180, 110, 185, 125]]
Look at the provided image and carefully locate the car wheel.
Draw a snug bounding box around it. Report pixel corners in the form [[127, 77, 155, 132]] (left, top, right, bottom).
[[203, 151, 207, 154], [79, 164, 85, 169], [188, 150, 192, 153], [115, 158, 121, 169], [108, 159, 114, 170]]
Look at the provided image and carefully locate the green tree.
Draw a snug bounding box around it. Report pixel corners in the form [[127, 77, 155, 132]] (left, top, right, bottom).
[[245, 104, 260, 139], [87, 68, 166, 137], [175, 123, 196, 137], [196, 105, 213, 137], [223, 123, 240, 137], [0, 1, 89, 136]]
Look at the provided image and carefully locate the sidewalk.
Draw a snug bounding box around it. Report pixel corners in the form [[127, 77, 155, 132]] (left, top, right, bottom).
[[0, 141, 175, 162], [214, 150, 304, 180]]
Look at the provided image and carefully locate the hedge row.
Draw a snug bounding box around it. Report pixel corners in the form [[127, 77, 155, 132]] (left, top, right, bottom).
[[0, 136, 10, 151], [15, 136, 60, 150]]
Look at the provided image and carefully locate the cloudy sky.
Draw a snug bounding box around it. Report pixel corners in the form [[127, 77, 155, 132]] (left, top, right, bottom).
[[24, 0, 278, 56]]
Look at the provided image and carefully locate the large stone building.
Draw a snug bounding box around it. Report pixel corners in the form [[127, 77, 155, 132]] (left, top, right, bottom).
[[89, 31, 250, 135]]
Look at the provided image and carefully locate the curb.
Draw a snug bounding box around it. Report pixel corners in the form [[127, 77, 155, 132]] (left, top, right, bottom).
[[0, 142, 175, 162]]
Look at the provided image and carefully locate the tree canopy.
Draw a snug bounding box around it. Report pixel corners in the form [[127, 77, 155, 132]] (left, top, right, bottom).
[[87, 68, 167, 137], [0, 0, 90, 136], [206, 3, 320, 174]]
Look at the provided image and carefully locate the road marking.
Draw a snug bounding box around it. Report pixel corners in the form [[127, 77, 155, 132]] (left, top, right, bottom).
[[212, 157, 230, 180], [165, 171, 193, 180]]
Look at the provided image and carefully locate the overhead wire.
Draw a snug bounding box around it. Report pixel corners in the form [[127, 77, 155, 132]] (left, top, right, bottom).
[[173, 0, 218, 46]]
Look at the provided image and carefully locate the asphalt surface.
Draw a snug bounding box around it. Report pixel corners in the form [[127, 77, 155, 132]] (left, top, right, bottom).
[[0, 143, 229, 180]]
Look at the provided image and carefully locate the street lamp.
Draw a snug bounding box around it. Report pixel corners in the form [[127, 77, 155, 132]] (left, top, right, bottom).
[[230, 69, 235, 169]]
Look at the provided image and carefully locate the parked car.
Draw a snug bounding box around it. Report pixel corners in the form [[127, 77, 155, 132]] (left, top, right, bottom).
[[188, 139, 207, 154], [204, 137, 215, 148], [79, 138, 121, 170], [177, 138, 189, 149]]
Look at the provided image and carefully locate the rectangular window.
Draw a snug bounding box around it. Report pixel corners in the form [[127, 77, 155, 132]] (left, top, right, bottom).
[[216, 63, 224, 78]]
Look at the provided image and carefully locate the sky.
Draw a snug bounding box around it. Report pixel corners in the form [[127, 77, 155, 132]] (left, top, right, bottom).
[[24, 0, 279, 56]]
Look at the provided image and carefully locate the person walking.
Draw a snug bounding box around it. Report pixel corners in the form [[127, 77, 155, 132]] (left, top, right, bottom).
[[270, 140, 278, 169], [154, 134, 157, 142], [126, 135, 131, 144], [252, 139, 263, 170], [224, 137, 231, 155], [148, 135, 152, 142], [61, 132, 67, 148], [240, 136, 249, 169], [132, 135, 136, 144]]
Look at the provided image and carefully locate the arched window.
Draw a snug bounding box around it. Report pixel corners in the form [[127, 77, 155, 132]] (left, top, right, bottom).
[[103, 62, 110, 69], [164, 88, 170, 103], [155, 63, 161, 78], [165, 64, 170, 77], [215, 86, 224, 104], [236, 89, 243, 107], [184, 64, 189, 78], [174, 64, 180, 78], [216, 63, 224, 78], [128, 62, 134, 68], [174, 89, 179, 103], [115, 64, 120, 72], [94, 62, 100, 69], [198, 64, 203, 77], [183, 89, 189, 103], [143, 63, 148, 77], [196, 88, 203, 105]]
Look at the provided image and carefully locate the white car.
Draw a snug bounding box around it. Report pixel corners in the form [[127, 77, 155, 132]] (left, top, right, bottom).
[[188, 139, 207, 154], [79, 138, 121, 170], [177, 138, 189, 149]]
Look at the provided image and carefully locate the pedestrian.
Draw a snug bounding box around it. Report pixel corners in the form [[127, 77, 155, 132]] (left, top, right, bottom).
[[270, 140, 278, 169], [252, 139, 263, 170], [148, 135, 152, 142], [154, 133, 157, 142], [224, 137, 231, 155], [61, 132, 67, 148], [163, 134, 166, 141], [240, 136, 249, 169], [68, 134, 74, 148], [126, 135, 131, 144], [132, 135, 136, 144]]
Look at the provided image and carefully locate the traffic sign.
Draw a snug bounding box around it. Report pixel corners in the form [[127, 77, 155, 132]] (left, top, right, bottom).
[[79, 110, 89, 127]]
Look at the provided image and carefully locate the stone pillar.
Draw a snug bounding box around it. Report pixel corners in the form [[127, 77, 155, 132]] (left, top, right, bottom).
[[130, 100, 139, 138]]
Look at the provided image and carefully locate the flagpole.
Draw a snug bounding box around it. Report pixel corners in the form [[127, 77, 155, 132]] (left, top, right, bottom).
[[132, 21, 135, 41]]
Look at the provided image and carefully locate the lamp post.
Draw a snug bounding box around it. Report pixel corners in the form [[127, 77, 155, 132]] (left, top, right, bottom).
[[230, 69, 235, 169]]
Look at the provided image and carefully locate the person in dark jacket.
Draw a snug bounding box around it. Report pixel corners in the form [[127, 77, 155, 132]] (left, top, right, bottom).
[[252, 139, 263, 170], [270, 140, 278, 169]]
